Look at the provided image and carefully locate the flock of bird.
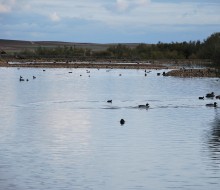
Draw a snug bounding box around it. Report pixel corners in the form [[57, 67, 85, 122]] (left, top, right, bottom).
[[19, 75, 36, 81], [18, 68, 219, 126], [111, 91, 220, 125], [19, 68, 166, 82], [199, 92, 219, 107]]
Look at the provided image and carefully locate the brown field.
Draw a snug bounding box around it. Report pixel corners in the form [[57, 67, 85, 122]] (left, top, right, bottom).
[[0, 39, 141, 54]]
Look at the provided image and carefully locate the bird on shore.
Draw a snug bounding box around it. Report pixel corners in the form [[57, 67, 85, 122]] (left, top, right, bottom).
[[120, 119, 125, 125], [206, 92, 215, 98], [206, 102, 217, 107], [138, 103, 150, 109], [199, 96, 204, 100], [107, 100, 112, 103]]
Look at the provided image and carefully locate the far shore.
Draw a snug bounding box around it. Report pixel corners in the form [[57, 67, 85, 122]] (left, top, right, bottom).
[[0, 60, 174, 69], [0, 59, 219, 78]]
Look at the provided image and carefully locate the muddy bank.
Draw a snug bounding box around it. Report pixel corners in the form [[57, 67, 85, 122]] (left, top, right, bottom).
[[1, 60, 219, 78], [0, 60, 171, 70], [166, 68, 220, 78]]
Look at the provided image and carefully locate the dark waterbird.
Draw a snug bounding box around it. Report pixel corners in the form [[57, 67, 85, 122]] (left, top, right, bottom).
[[138, 103, 150, 109], [216, 95, 220, 99], [120, 119, 125, 125], [199, 96, 204, 100], [19, 76, 24, 81], [206, 102, 217, 107], [107, 100, 112, 103], [206, 92, 215, 98]]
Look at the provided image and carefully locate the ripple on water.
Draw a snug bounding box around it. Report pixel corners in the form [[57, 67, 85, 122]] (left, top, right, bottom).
[[0, 68, 220, 190]]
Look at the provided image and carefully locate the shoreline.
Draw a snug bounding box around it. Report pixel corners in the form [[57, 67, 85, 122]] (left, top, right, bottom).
[[0, 60, 219, 78], [0, 60, 172, 70]]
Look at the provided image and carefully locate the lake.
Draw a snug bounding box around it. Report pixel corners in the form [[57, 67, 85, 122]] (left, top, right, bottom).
[[0, 67, 220, 190]]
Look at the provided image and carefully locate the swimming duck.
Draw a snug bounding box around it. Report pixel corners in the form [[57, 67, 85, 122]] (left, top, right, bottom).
[[198, 96, 204, 100], [19, 76, 24, 81], [120, 119, 125, 125], [216, 95, 220, 99], [138, 103, 150, 108], [107, 100, 112, 103], [206, 92, 215, 98], [206, 102, 217, 107]]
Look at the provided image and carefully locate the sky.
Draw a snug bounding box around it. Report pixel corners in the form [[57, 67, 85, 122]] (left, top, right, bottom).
[[0, 0, 220, 43]]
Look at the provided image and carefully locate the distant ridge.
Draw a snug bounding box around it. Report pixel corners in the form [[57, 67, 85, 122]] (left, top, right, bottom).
[[0, 39, 142, 53]]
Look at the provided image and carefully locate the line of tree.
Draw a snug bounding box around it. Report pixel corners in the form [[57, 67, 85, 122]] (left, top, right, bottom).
[[17, 32, 220, 65]]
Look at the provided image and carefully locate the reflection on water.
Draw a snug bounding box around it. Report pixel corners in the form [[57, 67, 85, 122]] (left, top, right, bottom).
[[0, 67, 220, 190], [207, 111, 220, 162]]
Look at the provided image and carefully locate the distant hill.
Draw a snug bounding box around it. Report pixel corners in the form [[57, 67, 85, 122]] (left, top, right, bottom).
[[0, 39, 141, 54]]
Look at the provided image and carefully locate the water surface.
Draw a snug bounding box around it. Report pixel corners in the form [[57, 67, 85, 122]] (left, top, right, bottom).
[[0, 67, 220, 190]]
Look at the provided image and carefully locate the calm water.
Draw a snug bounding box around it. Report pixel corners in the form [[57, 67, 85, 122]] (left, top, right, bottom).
[[0, 67, 220, 190]]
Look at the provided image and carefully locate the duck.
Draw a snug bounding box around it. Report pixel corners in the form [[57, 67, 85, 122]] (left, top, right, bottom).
[[216, 95, 220, 99], [107, 100, 112, 103], [198, 96, 204, 100], [206, 92, 215, 98], [19, 76, 24, 81], [120, 119, 125, 125], [33, 76, 36, 79], [138, 103, 150, 109], [206, 102, 217, 107]]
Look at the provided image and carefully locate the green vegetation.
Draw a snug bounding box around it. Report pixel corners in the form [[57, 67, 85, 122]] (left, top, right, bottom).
[[198, 33, 220, 67]]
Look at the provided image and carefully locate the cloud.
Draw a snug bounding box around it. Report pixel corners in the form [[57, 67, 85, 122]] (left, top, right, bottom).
[[49, 12, 61, 22], [0, 4, 10, 13], [0, 0, 16, 13], [116, 0, 151, 11], [116, 0, 129, 11], [0, 0, 219, 43], [136, 0, 151, 6]]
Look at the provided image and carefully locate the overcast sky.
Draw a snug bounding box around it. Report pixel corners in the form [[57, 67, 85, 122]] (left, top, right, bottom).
[[0, 0, 219, 43]]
